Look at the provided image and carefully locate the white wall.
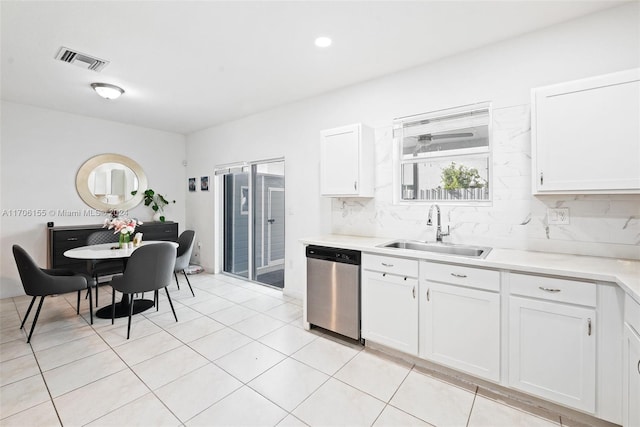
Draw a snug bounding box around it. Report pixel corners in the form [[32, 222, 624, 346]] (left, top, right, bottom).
[[187, 3, 639, 299], [0, 102, 186, 298]]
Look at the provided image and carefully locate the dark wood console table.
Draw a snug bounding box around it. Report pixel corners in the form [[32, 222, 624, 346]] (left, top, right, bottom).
[[47, 222, 178, 274]]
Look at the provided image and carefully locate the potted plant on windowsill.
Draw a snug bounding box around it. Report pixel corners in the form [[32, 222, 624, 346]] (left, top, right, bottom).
[[131, 189, 175, 222]]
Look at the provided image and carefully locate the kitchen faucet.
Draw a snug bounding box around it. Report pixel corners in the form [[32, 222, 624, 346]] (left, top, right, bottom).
[[427, 204, 450, 243]]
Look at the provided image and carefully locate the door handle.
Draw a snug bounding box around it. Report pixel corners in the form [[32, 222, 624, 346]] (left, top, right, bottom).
[[267, 219, 275, 224]]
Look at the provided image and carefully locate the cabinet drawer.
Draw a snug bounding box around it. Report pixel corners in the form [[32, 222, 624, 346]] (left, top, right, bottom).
[[510, 273, 596, 307], [362, 253, 418, 278], [625, 294, 640, 335], [422, 261, 499, 292]]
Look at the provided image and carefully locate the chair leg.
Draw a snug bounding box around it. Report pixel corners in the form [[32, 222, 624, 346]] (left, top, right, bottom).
[[126, 294, 134, 339], [183, 270, 195, 297], [20, 296, 36, 330], [155, 290, 159, 311], [95, 279, 99, 307], [111, 288, 116, 325], [77, 290, 81, 314], [27, 296, 46, 343], [165, 288, 178, 322], [88, 286, 93, 325], [174, 272, 181, 290]]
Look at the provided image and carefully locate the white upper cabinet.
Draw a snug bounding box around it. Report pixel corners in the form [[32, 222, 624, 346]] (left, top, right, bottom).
[[320, 123, 374, 197], [531, 68, 640, 194]]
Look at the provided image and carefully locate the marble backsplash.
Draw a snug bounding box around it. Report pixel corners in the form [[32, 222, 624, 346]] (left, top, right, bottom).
[[331, 104, 640, 260]]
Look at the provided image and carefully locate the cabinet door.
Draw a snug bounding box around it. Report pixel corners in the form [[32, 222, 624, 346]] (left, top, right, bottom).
[[320, 124, 361, 196], [509, 296, 596, 412], [532, 68, 640, 194], [421, 281, 500, 381], [361, 270, 418, 355], [623, 324, 640, 427]]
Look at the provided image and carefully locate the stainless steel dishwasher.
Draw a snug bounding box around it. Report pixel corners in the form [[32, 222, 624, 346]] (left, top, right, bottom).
[[306, 245, 361, 340]]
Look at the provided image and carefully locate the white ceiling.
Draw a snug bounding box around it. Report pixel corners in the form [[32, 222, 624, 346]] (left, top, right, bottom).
[[0, 1, 625, 135]]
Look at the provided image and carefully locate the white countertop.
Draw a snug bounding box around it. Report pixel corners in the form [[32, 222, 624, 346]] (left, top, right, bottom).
[[301, 234, 640, 303]]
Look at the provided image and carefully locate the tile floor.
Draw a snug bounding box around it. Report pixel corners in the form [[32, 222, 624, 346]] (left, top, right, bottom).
[[1, 273, 572, 426]]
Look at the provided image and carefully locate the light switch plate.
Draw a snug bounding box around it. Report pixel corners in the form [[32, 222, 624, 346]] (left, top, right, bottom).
[[548, 208, 570, 225]]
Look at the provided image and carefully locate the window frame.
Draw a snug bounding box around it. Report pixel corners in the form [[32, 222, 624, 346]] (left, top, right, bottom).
[[392, 102, 493, 206]]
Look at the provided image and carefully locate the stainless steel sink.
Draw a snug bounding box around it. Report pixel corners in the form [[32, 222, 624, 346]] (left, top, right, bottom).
[[378, 240, 492, 259]]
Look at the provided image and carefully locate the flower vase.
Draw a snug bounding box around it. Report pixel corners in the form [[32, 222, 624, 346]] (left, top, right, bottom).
[[119, 232, 131, 249]]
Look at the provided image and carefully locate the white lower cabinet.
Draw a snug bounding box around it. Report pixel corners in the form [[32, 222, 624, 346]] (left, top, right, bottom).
[[508, 295, 596, 413], [355, 252, 628, 423], [623, 293, 640, 427], [420, 261, 501, 382], [361, 255, 419, 355]]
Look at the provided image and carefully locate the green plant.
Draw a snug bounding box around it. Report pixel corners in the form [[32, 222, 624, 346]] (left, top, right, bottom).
[[441, 162, 485, 190], [131, 189, 175, 222]]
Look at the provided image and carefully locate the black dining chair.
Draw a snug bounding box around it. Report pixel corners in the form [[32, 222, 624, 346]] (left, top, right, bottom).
[[174, 230, 196, 297], [12, 245, 95, 343], [86, 230, 125, 306], [110, 242, 177, 339]]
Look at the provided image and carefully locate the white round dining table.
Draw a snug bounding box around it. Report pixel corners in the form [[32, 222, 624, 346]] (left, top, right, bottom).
[[64, 240, 179, 319]]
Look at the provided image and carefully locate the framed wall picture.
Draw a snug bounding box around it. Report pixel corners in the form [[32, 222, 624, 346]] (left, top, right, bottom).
[[201, 176, 209, 191], [188, 177, 196, 192]]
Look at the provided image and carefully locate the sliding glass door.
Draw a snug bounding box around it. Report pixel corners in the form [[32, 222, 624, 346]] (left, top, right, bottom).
[[220, 159, 285, 288], [222, 167, 249, 278]]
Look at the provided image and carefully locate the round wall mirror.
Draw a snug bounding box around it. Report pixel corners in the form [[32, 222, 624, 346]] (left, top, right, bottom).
[[76, 154, 148, 212]]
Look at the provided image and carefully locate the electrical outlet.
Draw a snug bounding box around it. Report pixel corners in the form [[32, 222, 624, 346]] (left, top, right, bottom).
[[548, 208, 570, 225]]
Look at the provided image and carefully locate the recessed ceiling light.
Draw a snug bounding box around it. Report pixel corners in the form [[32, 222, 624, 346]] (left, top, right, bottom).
[[315, 36, 332, 48], [91, 83, 124, 100]]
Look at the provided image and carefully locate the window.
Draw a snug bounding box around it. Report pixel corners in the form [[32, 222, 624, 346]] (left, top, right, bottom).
[[393, 102, 491, 203]]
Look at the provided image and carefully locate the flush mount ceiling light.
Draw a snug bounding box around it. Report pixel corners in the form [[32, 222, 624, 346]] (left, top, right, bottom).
[[314, 36, 332, 48], [91, 83, 124, 100]]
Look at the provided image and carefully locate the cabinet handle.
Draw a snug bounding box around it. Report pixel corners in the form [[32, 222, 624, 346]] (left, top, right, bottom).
[[538, 287, 561, 293], [412, 286, 415, 299], [381, 262, 393, 268], [540, 172, 544, 186], [426, 288, 430, 301], [354, 181, 358, 191], [637, 360, 640, 375], [450, 273, 467, 278], [587, 318, 592, 336], [66, 237, 79, 241], [382, 273, 386, 277]]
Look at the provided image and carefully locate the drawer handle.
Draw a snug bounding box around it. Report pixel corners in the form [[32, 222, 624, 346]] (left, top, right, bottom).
[[450, 273, 467, 278], [587, 318, 592, 336], [382, 273, 386, 277], [66, 237, 79, 241], [381, 262, 394, 268], [539, 287, 561, 293]]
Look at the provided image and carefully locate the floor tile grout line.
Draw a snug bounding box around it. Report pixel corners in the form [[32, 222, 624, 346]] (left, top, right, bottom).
[[465, 385, 480, 427]]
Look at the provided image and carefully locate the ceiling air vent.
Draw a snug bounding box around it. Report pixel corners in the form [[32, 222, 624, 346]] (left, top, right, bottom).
[[54, 47, 109, 72]]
